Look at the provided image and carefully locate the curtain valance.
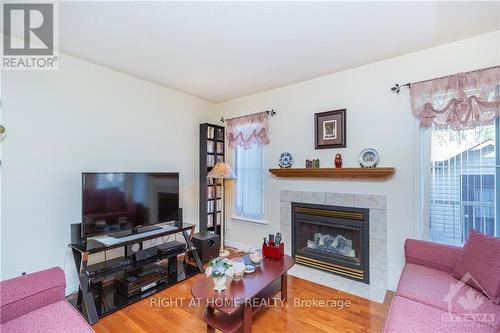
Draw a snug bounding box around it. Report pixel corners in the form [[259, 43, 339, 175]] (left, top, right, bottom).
[[410, 66, 500, 130], [226, 112, 270, 149]]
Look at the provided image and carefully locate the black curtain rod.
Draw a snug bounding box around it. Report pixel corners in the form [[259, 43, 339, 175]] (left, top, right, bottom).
[[220, 109, 276, 123], [390, 65, 500, 94], [390, 83, 411, 93]]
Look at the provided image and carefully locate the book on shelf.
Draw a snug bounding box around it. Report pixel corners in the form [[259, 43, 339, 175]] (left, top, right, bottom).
[[207, 214, 214, 227], [207, 126, 215, 140], [207, 140, 215, 153], [215, 128, 224, 141], [207, 155, 215, 167], [216, 142, 224, 154], [215, 185, 222, 198], [216, 199, 222, 211], [207, 186, 215, 199], [216, 211, 221, 224], [216, 155, 224, 163], [207, 200, 215, 213]]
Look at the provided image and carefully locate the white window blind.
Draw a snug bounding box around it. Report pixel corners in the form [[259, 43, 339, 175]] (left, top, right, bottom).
[[235, 144, 264, 220]]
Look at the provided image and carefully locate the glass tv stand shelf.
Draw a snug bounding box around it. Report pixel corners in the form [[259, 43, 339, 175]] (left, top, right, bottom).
[[69, 223, 204, 324]]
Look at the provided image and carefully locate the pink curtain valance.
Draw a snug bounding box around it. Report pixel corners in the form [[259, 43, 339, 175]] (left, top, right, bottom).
[[410, 66, 500, 130], [226, 112, 270, 149]]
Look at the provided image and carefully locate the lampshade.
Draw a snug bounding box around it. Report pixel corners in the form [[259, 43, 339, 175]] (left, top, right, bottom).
[[207, 162, 236, 179]]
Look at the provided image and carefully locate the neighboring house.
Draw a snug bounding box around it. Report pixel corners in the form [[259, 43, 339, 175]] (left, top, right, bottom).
[[430, 139, 496, 244]]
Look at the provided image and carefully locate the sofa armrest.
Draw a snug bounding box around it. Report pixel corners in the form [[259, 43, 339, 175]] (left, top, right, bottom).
[[404, 239, 462, 273], [0, 267, 66, 323]]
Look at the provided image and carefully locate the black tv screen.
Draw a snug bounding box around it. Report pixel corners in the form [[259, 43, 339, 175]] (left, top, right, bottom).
[[82, 172, 179, 237]]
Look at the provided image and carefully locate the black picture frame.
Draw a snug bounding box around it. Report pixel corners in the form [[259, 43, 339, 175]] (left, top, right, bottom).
[[314, 109, 346, 149]]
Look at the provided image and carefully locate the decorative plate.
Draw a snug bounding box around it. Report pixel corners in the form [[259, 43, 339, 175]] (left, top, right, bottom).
[[278, 152, 293, 169], [359, 148, 379, 168], [244, 265, 256, 274]]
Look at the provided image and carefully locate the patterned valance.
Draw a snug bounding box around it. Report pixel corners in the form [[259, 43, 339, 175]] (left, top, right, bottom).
[[226, 112, 270, 149], [410, 66, 500, 130]]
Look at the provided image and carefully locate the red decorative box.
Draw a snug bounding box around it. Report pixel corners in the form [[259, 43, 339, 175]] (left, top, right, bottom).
[[262, 242, 284, 259]]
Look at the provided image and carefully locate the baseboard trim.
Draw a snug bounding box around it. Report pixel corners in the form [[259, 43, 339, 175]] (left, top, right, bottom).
[[224, 240, 252, 252]]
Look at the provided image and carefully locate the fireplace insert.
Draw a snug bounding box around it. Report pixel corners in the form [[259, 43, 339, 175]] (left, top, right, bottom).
[[291, 202, 369, 283]]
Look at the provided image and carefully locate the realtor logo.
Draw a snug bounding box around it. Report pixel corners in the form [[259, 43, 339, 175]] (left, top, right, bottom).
[[2, 2, 58, 70]]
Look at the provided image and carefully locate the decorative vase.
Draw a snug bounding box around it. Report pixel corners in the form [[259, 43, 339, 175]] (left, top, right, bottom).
[[213, 276, 227, 292]]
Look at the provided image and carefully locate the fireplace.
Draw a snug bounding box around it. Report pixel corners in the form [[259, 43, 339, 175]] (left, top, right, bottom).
[[291, 202, 369, 284]]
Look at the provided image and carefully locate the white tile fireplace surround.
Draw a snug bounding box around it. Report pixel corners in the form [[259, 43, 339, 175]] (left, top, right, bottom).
[[280, 190, 388, 303]]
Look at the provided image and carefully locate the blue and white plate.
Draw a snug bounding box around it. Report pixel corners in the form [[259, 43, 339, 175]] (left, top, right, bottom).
[[244, 265, 256, 274], [278, 152, 293, 168], [359, 148, 379, 168]]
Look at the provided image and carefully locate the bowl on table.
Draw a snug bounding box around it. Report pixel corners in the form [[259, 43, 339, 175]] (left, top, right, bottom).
[[249, 249, 263, 267], [230, 257, 246, 281]]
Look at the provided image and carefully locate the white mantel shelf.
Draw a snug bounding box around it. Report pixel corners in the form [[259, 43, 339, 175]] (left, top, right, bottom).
[[269, 167, 396, 179]]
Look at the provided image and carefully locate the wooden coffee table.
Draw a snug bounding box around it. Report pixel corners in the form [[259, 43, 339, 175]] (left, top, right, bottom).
[[191, 255, 295, 333]]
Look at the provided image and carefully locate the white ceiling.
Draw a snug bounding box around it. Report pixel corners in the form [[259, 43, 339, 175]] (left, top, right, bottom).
[[10, 2, 500, 102]]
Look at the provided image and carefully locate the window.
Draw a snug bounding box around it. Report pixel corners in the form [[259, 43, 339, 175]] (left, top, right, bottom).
[[235, 144, 264, 220], [428, 120, 498, 245]]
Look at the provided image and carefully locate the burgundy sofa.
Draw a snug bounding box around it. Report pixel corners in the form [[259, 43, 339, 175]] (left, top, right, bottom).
[[0, 267, 94, 333], [384, 239, 499, 333]]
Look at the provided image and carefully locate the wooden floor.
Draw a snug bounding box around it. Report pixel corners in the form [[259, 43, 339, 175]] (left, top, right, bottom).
[[93, 255, 388, 333]]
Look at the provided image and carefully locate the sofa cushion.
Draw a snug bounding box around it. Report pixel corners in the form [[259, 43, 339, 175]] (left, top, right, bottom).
[[384, 296, 497, 333], [0, 300, 94, 333], [452, 230, 500, 304], [397, 263, 499, 329]]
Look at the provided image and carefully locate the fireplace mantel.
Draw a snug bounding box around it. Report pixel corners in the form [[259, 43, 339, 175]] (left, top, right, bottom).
[[269, 167, 395, 179]]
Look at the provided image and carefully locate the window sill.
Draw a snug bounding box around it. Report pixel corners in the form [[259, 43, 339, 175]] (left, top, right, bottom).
[[230, 216, 268, 225]]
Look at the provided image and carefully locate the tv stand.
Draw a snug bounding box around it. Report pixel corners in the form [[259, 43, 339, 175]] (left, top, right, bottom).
[[109, 225, 162, 239], [70, 223, 204, 325]]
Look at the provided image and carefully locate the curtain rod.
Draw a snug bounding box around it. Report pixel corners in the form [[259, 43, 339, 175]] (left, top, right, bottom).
[[220, 109, 277, 123], [390, 65, 500, 94]]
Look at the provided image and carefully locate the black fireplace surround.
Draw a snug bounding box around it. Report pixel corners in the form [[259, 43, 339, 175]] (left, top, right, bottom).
[[291, 202, 369, 284]]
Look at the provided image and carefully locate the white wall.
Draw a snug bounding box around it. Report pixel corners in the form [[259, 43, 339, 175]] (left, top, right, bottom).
[[0, 53, 214, 289], [216, 31, 500, 290]]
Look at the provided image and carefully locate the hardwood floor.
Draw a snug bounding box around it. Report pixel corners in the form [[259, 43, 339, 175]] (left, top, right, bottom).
[[92, 266, 388, 333]]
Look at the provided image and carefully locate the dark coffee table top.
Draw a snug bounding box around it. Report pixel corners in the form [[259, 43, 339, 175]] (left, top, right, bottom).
[[191, 255, 295, 314]]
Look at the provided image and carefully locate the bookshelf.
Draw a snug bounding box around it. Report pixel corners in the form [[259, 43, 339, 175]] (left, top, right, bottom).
[[199, 123, 225, 234]]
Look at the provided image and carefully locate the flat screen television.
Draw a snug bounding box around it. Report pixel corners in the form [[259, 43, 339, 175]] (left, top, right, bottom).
[[82, 172, 179, 238]]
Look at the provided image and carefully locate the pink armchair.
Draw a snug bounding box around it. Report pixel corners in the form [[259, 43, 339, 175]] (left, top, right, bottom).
[[0, 267, 94, 333]]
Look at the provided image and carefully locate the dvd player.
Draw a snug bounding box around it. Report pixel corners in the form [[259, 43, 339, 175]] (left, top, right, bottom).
[[86, 257, 132, 277], [157, 241, 186, 255]]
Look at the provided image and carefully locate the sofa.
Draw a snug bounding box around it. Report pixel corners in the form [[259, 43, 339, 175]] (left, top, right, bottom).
[[0, 267, 94, 333], [384, 239, 499, 333]]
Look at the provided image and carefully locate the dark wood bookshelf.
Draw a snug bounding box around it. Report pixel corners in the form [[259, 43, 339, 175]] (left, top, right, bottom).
[[199, 123, 225, 234]]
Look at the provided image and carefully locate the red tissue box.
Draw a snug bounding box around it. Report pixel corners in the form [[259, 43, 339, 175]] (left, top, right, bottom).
[[262, 242, 284, 259]]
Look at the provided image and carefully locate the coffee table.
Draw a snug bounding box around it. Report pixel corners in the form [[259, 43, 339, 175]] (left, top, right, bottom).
[[191, 255, 295, 333]]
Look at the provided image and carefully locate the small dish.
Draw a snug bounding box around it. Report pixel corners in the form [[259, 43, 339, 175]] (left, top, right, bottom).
[[244, 265, 256, 274]]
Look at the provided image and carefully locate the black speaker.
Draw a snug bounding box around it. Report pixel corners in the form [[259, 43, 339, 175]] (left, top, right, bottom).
[[192, 232, 219, 263], [176, 208, 183, 228], [71, 223, 85, 246]]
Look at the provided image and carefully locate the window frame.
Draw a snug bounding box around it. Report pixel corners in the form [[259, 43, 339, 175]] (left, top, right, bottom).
[[416, 116, 499, 243]]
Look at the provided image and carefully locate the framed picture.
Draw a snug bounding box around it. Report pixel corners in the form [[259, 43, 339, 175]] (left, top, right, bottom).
[[314, 109, 346, 149]]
